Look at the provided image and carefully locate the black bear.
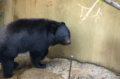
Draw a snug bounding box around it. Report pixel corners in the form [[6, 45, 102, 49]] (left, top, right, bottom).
[[0, 18, 71, 78]]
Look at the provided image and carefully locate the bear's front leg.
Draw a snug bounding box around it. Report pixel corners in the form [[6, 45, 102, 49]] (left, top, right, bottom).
[[14, 62, 19, 69], [1, 58, 14, 78], [41, 49, 48, 60], [30, 52, 46, 68]]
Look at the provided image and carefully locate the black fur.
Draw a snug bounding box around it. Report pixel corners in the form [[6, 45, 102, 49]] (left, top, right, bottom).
[[0, 18, 71, 78]]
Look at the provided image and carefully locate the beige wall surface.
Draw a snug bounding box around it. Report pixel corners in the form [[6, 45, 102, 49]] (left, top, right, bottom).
[[3, 0, 120, 73], [0, 0, 5, 27]]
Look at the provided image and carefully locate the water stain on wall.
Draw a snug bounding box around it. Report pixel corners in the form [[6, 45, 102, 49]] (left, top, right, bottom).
[[13, 15, 19, 20], [34, 0, 37, 7], [13, 0, 17, 5], [46, 1, 53, 7]]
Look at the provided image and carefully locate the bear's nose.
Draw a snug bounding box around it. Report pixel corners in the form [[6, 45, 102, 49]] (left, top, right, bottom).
[[65, 37, 71, 45], [66, 40, 71, 44]]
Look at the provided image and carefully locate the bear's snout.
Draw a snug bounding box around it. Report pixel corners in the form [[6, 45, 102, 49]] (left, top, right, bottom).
[[64, 37, 71, 45]]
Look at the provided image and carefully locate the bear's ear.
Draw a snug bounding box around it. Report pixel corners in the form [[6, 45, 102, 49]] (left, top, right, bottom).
[[61, 22, 66, 25]]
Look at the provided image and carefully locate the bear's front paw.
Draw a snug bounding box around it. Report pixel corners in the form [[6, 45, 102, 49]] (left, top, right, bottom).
[[35, 63, 46, 68], [4, 73, 13, 78]]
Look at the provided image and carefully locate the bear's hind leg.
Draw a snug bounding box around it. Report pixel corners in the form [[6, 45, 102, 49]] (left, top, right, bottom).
[[1, 57, 14, 78], [30, 52, 46, 68]]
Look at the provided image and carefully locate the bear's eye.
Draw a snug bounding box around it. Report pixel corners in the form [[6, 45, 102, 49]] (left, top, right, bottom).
[[62, 36, 65, 39]]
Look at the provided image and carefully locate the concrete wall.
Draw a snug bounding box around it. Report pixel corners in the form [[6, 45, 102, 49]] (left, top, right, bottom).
[[3, 0, 120, 74], [0, 0, 5, 27]]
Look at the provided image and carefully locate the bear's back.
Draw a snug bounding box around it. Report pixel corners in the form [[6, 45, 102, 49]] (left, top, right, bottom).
[[5, 18, 49, 33]]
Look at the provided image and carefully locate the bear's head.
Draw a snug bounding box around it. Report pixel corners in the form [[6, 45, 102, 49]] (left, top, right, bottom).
[[55, 22, 71, 45], [48, 21, 71, 46]]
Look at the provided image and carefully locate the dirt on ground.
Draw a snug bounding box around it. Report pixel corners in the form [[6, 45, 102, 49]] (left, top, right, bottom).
[[0, 55, 120, 79]]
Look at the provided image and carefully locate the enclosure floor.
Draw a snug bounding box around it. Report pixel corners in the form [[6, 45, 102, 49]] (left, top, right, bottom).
[[0, 55, 119, 79]]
